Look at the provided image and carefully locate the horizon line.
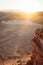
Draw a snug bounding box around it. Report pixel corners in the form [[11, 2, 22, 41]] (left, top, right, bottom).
[[0, 10, 43, 13]]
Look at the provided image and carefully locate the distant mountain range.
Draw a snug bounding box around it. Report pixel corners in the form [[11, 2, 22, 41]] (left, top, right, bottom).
[[0, 11, 43, 24]]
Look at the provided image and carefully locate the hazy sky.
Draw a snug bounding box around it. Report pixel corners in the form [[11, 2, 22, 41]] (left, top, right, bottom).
[[0, 0, 43, 12]]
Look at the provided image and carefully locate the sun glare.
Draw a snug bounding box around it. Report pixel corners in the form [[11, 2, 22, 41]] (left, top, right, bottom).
[[0, 0, 42, 12], [12, 0, 40, 13], [18, 0, 38, 12]]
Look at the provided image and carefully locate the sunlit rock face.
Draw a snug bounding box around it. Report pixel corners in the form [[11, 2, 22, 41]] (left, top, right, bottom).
[[26, 28, 43, 65]]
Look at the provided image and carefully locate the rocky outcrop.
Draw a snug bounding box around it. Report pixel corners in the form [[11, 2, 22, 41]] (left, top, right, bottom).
[[26, 28, 43, 65]]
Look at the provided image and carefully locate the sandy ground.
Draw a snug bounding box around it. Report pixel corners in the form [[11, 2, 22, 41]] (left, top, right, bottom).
[[0, 53, 31, 65]]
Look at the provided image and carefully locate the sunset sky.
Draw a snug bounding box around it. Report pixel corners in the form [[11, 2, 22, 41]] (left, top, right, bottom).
[[0, 0, 43, 12]]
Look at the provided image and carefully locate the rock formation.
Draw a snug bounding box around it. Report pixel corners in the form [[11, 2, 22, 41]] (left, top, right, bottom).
[[26, 28, 43, 65]]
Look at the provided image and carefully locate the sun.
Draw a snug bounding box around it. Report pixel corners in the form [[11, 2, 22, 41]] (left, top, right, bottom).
[[12, 0, 39, 13]]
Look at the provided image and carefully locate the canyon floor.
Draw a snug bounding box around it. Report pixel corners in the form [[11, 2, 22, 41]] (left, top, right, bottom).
[[0, 21, 43, 65]]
